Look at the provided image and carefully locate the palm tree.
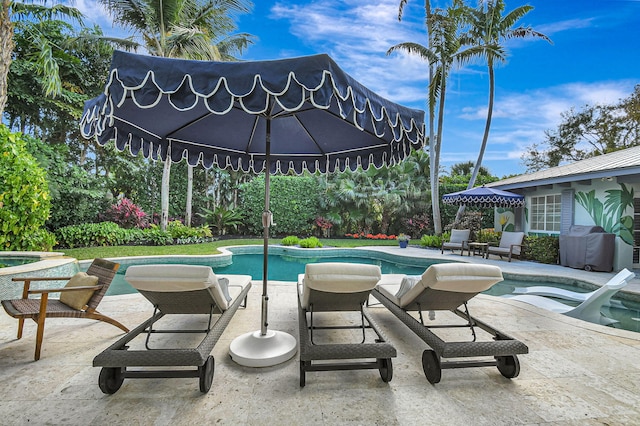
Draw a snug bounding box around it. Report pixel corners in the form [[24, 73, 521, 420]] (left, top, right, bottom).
[[390, 0, 480, 234], [99, 0, 254, 230], [465, 1, 550, 192], [451, 0, 550, 224], [0, 0, 84, 116]]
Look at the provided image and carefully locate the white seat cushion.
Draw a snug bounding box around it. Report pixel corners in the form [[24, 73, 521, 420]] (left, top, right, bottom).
[[125, 264, 251, 311], [298, 263, 381, 309], [377, 264, 503, 308]]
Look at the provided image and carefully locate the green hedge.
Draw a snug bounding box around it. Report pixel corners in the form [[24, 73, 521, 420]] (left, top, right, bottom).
[[522, 235, 559, 264], [240, 175, 322, 235]]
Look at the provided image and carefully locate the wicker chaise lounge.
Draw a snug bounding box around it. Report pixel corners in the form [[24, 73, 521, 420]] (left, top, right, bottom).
[[371, 263, 528, 384], [93, 264, 251, 394], [297, 263, 396, 387]]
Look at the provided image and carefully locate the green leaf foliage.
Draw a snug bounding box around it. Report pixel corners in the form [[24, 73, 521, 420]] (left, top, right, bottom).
[[0, 126, 55, 250], [281, 236, 300, 246], [298, 236, 323, 248], [522, 235, 559, 264], [240, 176, 322, 236]]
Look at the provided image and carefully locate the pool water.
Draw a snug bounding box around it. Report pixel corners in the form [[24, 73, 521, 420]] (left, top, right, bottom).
[[0, 256, 39, 268], [105, 251, 640, 333]]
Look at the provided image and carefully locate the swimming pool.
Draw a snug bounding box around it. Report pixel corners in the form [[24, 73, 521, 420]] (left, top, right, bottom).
[[102, 246, 640, 333]]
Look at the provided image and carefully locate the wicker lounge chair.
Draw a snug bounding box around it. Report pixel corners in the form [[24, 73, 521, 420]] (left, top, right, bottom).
[[506, 268, 634, 326], [1, 258, 128, 361], [297, 263, 396, 387], [486, 231, 525, 262], [441, 229, 470, 254], [371, 263, 528, 384], [93, 264, 251, 394]]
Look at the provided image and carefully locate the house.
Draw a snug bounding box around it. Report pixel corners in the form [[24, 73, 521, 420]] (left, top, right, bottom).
[[486, 146, 640, 271]]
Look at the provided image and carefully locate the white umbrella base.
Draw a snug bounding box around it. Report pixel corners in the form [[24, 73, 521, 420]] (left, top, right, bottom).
[[229, 329, 297, 367]]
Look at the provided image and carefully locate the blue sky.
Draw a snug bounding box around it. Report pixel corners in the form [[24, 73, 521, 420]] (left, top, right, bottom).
[[79, 0, 640, 178]]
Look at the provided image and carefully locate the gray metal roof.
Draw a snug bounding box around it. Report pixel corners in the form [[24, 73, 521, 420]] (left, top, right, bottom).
[[487, 145, 640, 191]]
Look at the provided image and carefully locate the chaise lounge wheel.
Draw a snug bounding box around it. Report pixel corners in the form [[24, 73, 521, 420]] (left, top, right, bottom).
[[378, 358, 393, 382], [98, 367, 124, 394], [495, 355, 520, 379], [422, 350, 441, 384], [199, 356, 215, 393], [300, 361, 309, 387]]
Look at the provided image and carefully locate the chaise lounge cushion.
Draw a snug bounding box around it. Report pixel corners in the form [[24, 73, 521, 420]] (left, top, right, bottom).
[[298, 263, 381, 310], [377, 263, 503, 308], [125, 265, 233, 310], [59, 272, 99, 310]]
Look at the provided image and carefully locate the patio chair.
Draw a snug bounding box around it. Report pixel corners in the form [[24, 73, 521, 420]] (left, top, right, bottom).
[[297, 263, 396, 387], [486, 231, 525, 262], [505, 268, 634, 326], [441, 229, 471, 255], [93, 264, 252, 394], [1, 258, 128, 361], [371, 263, 528, 384]]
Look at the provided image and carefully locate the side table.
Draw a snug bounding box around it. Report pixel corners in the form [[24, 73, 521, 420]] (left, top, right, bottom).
[[467, 242, 488, 258]]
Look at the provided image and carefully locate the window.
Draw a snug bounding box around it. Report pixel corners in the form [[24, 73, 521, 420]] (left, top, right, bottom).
[[530, 194, 561, 232]]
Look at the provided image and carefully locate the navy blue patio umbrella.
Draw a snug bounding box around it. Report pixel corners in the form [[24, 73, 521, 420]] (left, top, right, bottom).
[[442, 185, 525, 208], [81, 51, 425, 367]]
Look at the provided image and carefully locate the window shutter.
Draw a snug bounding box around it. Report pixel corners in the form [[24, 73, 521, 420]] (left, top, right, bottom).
[[560, 189, 574, 234]]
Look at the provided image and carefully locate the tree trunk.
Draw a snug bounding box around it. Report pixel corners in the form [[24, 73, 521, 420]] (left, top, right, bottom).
[[455, 62, 495, 224], [160, 153, 171, 231], [0, 0, 14, 116], [431, 73, 447, 236], [185, 165, 193, 226]]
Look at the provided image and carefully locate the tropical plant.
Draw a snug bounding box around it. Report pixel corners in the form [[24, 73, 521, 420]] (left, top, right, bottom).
[[102, 197, 149, 229], [197, 205, 244, 236], [0, 0, 84, 116], [419, 234, 443, 248], [464, 0, 550, 190], [98, 0, 254, 231], [389, 0, 477, 235]]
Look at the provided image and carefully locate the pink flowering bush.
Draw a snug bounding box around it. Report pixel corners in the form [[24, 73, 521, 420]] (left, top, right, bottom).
[[103, 197, 149, 229]]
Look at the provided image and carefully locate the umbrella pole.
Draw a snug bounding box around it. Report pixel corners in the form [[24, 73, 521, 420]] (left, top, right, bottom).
[[261, 121, 271, 336], [229, 116, 297, 367]]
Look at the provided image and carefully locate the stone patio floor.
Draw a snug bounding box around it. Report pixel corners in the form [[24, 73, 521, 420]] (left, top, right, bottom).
[[1, 246, 639, 425]]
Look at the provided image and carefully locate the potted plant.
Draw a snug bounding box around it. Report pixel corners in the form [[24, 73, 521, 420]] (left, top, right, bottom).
[[397, 233, 410, 248]]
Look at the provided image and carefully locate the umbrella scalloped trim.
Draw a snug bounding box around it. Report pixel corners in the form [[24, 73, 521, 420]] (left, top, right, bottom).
[[81, 52, 425, 175]]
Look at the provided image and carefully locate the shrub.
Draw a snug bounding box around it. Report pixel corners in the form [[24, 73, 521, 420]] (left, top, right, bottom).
[[55, 221, 131, 248], [299, 236, 323, 248], [281, 235, 300, 246], [522, 235, 559, 264], [102, 197, 148, 229], [0, 126, 55, 250], [167, 220, 211, 239], [475, 228, 501, 245], [403, 214, 430, 239], [139, 227, 174, 246], [419, 234, 443, 248], [446, 211, 484, 235]]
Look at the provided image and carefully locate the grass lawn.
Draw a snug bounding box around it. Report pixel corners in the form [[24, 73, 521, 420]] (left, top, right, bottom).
[[58, 238, 402, 260]]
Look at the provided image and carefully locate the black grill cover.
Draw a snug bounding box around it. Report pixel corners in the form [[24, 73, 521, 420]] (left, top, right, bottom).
[[559, 225, 615, 272]]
